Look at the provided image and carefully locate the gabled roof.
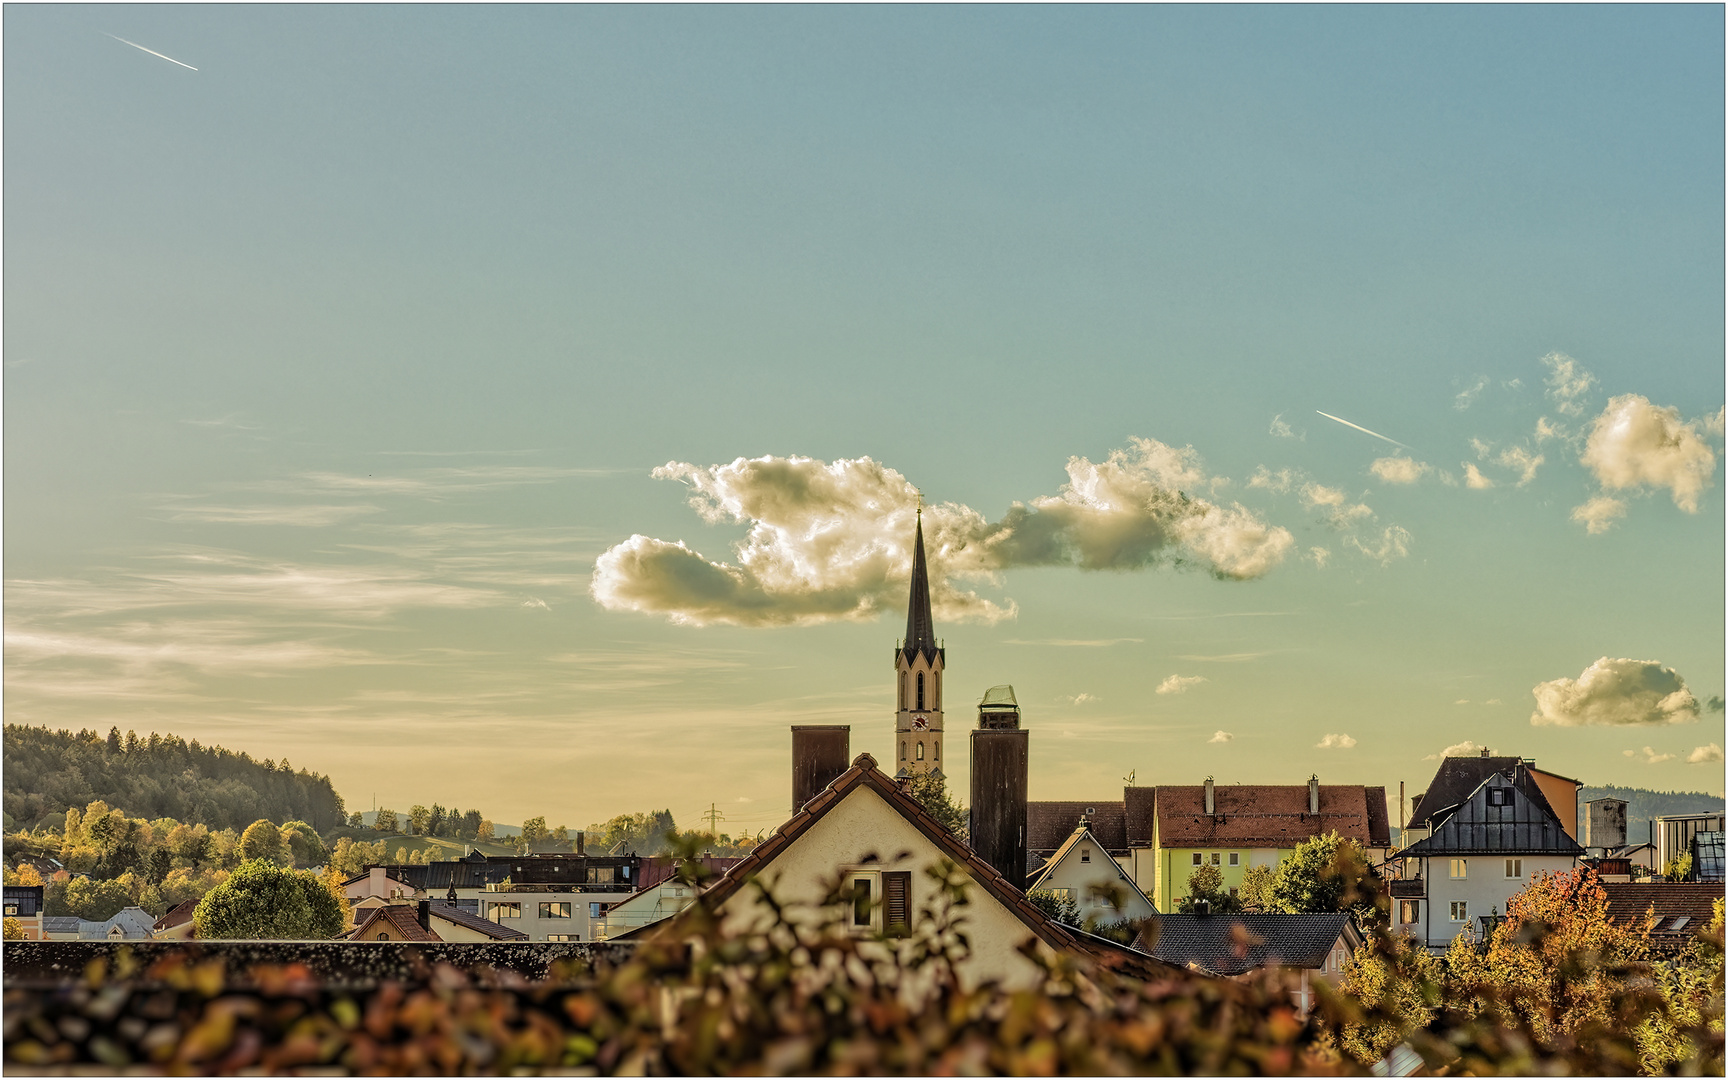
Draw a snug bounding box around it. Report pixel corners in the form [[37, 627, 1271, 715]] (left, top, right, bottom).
[[154, 899, 198, 932], [1409, 756, 1548, 828], [427, 901, 528, 940], [1027, 801, 1127, 853], [631, 753, 1181, 978], [1137, 913, 1358, 976], [1027, 824, 1159, 913], [348, 905, 440, 942], [637, 856, 744, 891], [1154, 785, 1391, 848], [97, 907, 156, 939], [1600, 882, 1722, 941], [1400, 767, 1583, 858]]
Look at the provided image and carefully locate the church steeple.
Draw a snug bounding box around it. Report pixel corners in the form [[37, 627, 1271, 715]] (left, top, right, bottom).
[[902, 511, 939, 664], [894, 508, 945, 778]]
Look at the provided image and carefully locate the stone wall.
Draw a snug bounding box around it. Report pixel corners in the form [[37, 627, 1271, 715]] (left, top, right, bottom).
[[1, 939, 638, 989]]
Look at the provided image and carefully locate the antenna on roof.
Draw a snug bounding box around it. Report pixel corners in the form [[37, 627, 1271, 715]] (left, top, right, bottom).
[[1124, 770, 1135, 786]]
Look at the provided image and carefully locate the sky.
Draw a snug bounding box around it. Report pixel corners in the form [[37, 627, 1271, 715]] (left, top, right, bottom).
[[5, 5, 1723, 837]]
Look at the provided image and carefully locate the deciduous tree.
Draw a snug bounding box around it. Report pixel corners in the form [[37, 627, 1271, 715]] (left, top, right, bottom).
[[238, 819, 287, 865], [192, 859, 344, 940]]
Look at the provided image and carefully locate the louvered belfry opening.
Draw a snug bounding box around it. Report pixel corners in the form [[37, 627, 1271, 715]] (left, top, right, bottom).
[[791, 725, 851, 811]]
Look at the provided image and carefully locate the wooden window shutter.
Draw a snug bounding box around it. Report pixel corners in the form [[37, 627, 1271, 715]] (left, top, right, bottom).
[[884, 871, 911, 936]]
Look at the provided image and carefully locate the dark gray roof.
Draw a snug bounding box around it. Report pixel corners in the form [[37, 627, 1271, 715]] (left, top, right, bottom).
[[428, 901, 529, 940], [4, 885, 44, 916], [1027, 801, 1128, 854], [1410, 757, 1545, 828], [43, 917, 79, 933], [901, 517, 940, 664], [1401, 767, 1583, 858], [1138, 913, 1356, 975]]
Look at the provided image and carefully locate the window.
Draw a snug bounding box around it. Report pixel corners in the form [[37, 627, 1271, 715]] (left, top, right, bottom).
[[1504, 859, 1523, 879], [851, 876, 873, 928], [933, 742, 938, 760], [1228, 853, 1240, 867], [378, 932, 390, 941], [899, 672, 906, 710], [1209, 852, 1221, 866], [916, 742, 924, 760], [883, 871, 911, 936], [488, 902, 521, 921], [1449, 901, 1469, 922], [589, 867, 614, 884], [1080, 848, 1090, 863], [900, 741, 906, 760], [546, 934, 579, 942], [1449, 859, 1468, 879], [539, 902, 572, 919], [1399, 900, 1421, 924], [1487, 788, 1513, 807], [1192, 853, 1203, 866], [917, 672, 925, 711], [1669, 916, 1691, 931], [934, 673, 940, 710], [590, 902, 608, 919], [2, 904, 16, 916]]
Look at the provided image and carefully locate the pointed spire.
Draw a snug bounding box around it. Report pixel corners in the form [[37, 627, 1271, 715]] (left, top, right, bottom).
[[904, 508, 938, 661]]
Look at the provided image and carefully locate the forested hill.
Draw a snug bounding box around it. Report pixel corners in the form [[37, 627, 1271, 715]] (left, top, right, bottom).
[[1579, 785, 1725, 843], [2, 725, 346, 833]]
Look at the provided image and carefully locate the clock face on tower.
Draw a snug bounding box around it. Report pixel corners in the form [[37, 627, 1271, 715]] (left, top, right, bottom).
[[912, 716, 928, 730]]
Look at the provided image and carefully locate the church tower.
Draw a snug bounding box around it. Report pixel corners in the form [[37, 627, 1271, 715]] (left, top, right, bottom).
[[895, 510, 945, 778]]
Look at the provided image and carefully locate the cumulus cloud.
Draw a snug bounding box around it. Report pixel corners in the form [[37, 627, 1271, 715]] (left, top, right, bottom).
[[1209, 730, 1234, 744], [1316, 733, 1357, 750], [1534, 417, 1566, 444], [1704, 407, 1726, 438], [1156, 674, 1208, 695], [1301, 483, 1374, 528], [1687, 743, 1724, 765], [1248, 466, 1298, 494], [1629, 746, 1678, 765], [1345, 525, 1413, 566], [592, 440, 1295, 626], [1542, 352, 1596, 417], [1307, 546, 1331, 568], [1454, 377, 1488, 411], [1581, 395, 1717, 513], [1425, 739, 1486, 760], [1530, 657, 1701, 727], [1570, 496, 1627, 535], [1370, 456, 1430, 485], [1269, 414, 1303, 440], [1463, 463, 1494, 490], [1496, 446, 1544, 486]]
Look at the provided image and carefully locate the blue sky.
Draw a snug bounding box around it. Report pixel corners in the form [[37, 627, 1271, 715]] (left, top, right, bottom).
[[5, 6, 1722, 833]]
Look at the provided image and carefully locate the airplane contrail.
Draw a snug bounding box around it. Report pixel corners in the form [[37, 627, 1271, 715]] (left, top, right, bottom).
[[1315, 410, 1410, 449], [103, 32, 198, 71]]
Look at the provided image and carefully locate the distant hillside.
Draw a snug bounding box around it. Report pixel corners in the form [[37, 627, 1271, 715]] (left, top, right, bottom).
[[1579, 785, 1725, 844], [2, 724, 346, 834]]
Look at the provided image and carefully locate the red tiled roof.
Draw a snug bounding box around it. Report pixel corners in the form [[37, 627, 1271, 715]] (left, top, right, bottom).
[[1154, 785, 1389, 848], [1027, 801, 1127, 853], [348, 905, 440, 942], [1601, 882, 1723, 948]]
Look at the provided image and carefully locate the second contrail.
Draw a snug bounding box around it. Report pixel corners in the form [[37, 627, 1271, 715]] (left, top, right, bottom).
[[1315, 410, 1410, 449], [104, 32, 198, 71]]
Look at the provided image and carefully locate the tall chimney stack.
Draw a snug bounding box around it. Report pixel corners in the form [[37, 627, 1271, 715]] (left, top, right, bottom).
[[971, 686, 1028, 890], [1309, 774, 1320, 815], [1203, 776, 1215, 815], [791, 726, 851, 811], [576, 831, 585, 856]]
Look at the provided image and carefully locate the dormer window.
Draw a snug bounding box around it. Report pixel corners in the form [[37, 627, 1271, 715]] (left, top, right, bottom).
[[1487, 788, 1513, 807]]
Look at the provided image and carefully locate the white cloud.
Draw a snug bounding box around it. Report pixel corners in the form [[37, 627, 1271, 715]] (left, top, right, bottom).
[[1454, 377, 1488, 410], [1156, 674, 1207, 695], [1269, 414, 1303, 440], [1301, 483, 1346, 507], [592, 441, 1294, 626], [1496, 446, 1544, 487], [1542, 352, 1596, 417], [1345, 525, 1413, 566], [1454, 700, 1470, 706], [1301, 483, 1375, 529], [1570, 495, 1627, 535], [1485, 698, 1502, 706], [1316, 733, 1357, 750], [1687, 743, 1724, 765], [1208, 730, 1234, 744], [1307, 546, 1331, 568], [1631, 746, 1677, 765], [1463, 463, 1494, 490], [1470, 438, 1495, 460], [1424, 739, 1486, 760], [1534, 416, 1566, 444], [1248, 466, 1298, 493], [1438, 470, 1460, 488], [1530, 657, 1701, 727], [1068, 692, 1099, 706], [521, 598, 551, 611], [1703, 407, 1726, 438], [1370, 456, 1430, 485], [1581, 394, 1717, 513]]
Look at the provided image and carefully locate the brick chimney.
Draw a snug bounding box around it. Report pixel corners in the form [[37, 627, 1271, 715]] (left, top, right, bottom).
[[1309, 774, 1320, 815], [792, 726, 851, 811], [1204, 776, 1215, 815]]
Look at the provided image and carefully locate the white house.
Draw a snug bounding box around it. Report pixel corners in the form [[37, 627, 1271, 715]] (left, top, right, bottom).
[[1026, 822, 1158, 926], [1395, 762, 1583, 951]]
